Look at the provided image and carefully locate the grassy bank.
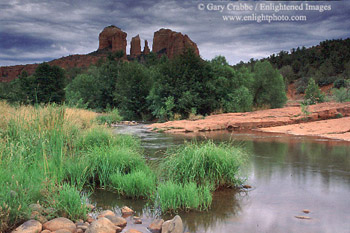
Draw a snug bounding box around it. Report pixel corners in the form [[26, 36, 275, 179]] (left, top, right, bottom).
[[0, 102, 246, 230], [0, 102, 148, 231]]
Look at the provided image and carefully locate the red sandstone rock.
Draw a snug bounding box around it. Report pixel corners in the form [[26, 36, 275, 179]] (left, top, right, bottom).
[[130, 35, 141, 58], [98, 25, 127, 55], [152, 28, 199, 58], [143, 40, 150, 55]]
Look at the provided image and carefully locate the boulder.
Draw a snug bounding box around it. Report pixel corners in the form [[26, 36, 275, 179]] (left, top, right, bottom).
[[97, 210, 116, 218], [12, 220, 42, 233], [104, 215, 127, 227], [161, 215, 183, 233], [143, 40, 150, 55], [121, 206, 134, 215], [41, 230, 51, 233], [130, 35, 142, 58], [43, 217, 76, 233], [148, 219, 164, 233], [98, 25, 127, 56], [85, 217, 121, 233], [152, 29, 199, 59]]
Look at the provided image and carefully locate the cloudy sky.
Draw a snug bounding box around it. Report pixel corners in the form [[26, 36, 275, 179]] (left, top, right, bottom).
[[1, 0, 350, 66]]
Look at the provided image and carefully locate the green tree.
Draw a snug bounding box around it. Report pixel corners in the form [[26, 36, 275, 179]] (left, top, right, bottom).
[[304, 78, 325, 104], [253, 61, 287, 108], [33, 63, 66, 103], [114, 62, 153, 120]]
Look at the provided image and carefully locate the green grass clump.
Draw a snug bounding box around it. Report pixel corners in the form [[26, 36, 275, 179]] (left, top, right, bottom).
[[49, 183, 89, 221], [110, 170, 157, 198], [96, 109, 123, 126], [86, 145, 147, 187], [159, 141, 246, 189], [156, 181, 212, 212]]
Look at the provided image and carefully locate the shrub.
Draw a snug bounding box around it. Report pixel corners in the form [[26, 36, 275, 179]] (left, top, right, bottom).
[[304, 78, 325, 104], [332, 88, 350, 102], [96, 109, 123, 126], [110, 170, 156, 198], [48, 183, 89, 221], [159, 141, 246, 189], [253, 61, 287, 108], [155, 181, 212, 212]]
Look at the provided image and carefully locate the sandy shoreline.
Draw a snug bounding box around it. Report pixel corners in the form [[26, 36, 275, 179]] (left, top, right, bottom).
[[148, 102, 350, 142]]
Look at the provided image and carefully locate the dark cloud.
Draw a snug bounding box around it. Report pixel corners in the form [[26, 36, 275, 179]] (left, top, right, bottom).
[[1, 0, 350, 66]]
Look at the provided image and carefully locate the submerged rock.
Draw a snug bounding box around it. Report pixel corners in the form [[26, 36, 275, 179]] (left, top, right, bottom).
[[121, 206, 134, 215], [295, 215, 312, 220], [43, 217, 76, 233], [133, 216, 142, 224], [148, 219, 164, 233], [302, 209, 310, 214], [12, 220, 42, 233], [161, 215, 183, 233]]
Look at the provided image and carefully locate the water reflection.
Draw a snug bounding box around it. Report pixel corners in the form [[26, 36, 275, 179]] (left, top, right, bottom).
[[89, 125, 350, 233]]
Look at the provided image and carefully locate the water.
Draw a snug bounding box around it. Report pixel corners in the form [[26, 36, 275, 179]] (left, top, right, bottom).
[[89, 124, 350, 233]]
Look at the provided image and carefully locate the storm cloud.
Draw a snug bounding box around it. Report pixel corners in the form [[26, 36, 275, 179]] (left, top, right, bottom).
[[1, 0, 350, 66]]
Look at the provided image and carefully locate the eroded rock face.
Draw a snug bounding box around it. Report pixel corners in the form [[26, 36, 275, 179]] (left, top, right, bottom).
[[152, 29, 199, 58], [130, 35, 141, 58], [143, 40, 150, 55], [98, 25, 127, 55]]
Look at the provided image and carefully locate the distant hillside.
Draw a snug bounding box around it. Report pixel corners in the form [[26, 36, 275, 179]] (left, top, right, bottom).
[[235, 38, 350, 93]]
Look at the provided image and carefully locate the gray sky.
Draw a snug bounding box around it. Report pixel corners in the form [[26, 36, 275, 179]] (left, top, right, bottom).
[[1, 0, 350, 66]]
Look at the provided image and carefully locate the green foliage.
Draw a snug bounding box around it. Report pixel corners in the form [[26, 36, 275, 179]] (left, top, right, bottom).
[[33, 63, 66, 104], [155, 181, 212, 212], [114, 62, 153, 120], [49, 183, 89, 221], [253, 61, 287, 108], [96, 109, 123, 126], [304, 78, 325, 104], [65, 73, 100, 109], [332, 87, 350, 102], [110, 170, 156, 198], [159, 141, 246, 189]]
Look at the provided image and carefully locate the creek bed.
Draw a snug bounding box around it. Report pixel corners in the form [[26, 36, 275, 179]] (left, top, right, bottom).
[[89, 124, 350, 233]]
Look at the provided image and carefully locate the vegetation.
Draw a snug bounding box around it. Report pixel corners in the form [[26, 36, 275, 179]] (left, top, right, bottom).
[[235, 38, 350, 94], [1, 50, 287, 121], [303, 78, 325, 105], [0, 102, 247, 230]]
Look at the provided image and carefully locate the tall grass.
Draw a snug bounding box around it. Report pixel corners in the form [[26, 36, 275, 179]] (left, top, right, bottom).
[[159, 141, 246, 189], [110, 169, 157, 199], [155, 181, 212, 212], [0, 101, 143, 231]]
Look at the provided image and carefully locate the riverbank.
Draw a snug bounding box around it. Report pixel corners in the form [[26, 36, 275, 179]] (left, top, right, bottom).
[[148, 102, 350, 141]]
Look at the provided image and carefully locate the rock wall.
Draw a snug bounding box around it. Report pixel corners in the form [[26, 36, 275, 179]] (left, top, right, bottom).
[[152, 28, 199, 58], [130, 35, 141, 58], [98, 25, 127, 56], [1, 26, 200, 82], [143, 40, 150, 55]]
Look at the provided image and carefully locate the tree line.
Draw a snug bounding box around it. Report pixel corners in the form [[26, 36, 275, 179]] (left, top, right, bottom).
[[0, 49, 287, 121]]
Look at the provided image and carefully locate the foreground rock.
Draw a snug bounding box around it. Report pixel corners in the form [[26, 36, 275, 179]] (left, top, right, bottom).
[[121, 206, 134, 215], [148, 102, 350, 141], [148, 219, 164, 233], [104, 215, 127, 227], [42, 217, 76, 233], [161, 215, 183, 233], [86, 217, 121, 233], [12, 220, 42, 233]]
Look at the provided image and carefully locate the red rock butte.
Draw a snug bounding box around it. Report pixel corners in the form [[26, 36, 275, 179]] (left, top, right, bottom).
[[0, 25, 200, 82]]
